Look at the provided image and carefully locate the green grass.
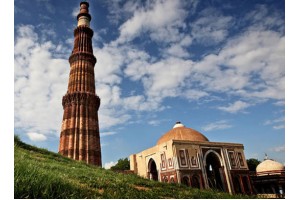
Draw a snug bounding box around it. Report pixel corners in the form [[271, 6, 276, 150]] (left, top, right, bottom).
[[14, 135, 256, 199]]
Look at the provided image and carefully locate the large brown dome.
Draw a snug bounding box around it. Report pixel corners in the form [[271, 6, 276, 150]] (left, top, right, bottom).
[[157, 122, 209, 145]]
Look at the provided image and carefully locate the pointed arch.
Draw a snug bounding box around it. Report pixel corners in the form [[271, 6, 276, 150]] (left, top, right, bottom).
[[148, 158, 158, 181], [203, 150, 227, 192], [181, 176, 190, 187], [191, 174, 201, 189]]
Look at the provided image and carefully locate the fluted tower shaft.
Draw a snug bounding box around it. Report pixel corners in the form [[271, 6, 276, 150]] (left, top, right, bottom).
[[59, 1, 101, 166]]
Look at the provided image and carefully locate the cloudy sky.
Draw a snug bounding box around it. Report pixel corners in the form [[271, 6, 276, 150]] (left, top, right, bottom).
[[14, 0, 285, 169]]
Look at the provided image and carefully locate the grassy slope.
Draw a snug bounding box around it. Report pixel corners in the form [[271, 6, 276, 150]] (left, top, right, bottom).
[[14, 136, 255, 199]]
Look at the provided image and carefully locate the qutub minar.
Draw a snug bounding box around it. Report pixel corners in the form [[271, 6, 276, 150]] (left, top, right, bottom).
[[59, 1, 102, 167]]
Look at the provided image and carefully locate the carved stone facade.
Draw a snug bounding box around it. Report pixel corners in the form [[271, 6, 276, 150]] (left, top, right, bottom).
[[59, 1, 102, 167], [130, 122, 253, 195]]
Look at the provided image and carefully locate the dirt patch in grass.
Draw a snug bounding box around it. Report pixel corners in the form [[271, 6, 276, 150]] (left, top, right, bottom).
[[131, 185, 150, 191], [98, 188, 104, 194]]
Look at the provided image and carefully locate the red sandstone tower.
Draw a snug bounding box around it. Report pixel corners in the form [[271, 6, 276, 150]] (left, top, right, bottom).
[[59, 1, 102, 166]]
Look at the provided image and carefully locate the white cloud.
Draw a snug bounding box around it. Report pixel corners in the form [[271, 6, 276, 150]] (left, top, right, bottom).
[[71, 4, 78, 18], [273, 125, 285, 130], [27, 132, 47, 141], [217, 101, 251, 113], [140, 58, 194, 101], [273, 100, 285, 106], [191, 7, 233, 45], [117, 0, 187, 43], [124, 26, 284, 109], [123, 60, 150, 82], [105, 0, 141, 25], [125, 55, 198, 106], [104, 2, 284, 118], [202, 120, 232, 132], [99, 109, 131, 130], [148, 120, 161, 126], [94, 46, 124, 85], [264, 117, 284, 125], [15, 25, 69, 137], [94, 44, 151, 86], [269, 146, 285, 153], [182, 89, 208, 100], [189, 28, 284, 101], [166, 44, 190, 58], [101, 142, 108, 147], [40, 0, 55, 14], [245, 4, 284, 32], [164, 35, 193, 58], [101, 132, 117, 137], [104, 161, 117, 169], [264, 117, 285, 130]]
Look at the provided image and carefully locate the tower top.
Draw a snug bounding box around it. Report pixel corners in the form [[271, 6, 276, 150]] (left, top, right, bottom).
[[77, 1, 91, 27]]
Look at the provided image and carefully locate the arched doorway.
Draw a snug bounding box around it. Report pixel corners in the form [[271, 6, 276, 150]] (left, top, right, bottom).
[[163, 176, 168, 183], [242, 176, 251, 194], [181, 176, 190, 186], [191, 175, 200, 189], [233, 175, 242, 194], [205, 151, 226, 191], [170, 177, 175, 183], [148, 159, 158, 181]]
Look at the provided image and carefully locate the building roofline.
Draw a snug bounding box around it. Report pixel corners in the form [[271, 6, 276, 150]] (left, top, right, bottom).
[[171, 139, 244, 147]]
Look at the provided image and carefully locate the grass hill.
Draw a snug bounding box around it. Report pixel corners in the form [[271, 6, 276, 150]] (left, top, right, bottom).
[[14, 136, 255, 199]]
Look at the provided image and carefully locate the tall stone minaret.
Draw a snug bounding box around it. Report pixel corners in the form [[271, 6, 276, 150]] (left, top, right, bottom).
[[59, 1, 102, 167]]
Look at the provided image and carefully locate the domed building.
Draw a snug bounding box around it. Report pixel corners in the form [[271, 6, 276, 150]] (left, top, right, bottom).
[[251, 157, 285, 198], [130, 122, 253, 195], [256, 159, 285, 175]]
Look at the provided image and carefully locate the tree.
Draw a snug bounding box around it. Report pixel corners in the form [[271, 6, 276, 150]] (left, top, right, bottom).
[[111, 158, 130, 171], [246, 158, 261, 172]]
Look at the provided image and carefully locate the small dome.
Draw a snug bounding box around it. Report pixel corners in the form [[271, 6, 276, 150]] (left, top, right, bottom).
[[157, 122, 209, 145], [173, 121, 185, 128], [256, 159, 285, 174]]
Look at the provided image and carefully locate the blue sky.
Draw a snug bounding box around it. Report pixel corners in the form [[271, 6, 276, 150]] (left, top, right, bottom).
[[14, 0, 285, 169]]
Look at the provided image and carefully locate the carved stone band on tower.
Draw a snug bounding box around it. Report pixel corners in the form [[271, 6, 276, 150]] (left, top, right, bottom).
[[59, 1, 102, 167]]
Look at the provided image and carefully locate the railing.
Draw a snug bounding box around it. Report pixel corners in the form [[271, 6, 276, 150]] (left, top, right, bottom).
[[257, 193, 285, 198], [256, 170, 285, 176]]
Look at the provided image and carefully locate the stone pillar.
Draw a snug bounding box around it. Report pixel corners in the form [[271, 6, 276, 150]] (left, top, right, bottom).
[[59, 1, 102, 167]]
